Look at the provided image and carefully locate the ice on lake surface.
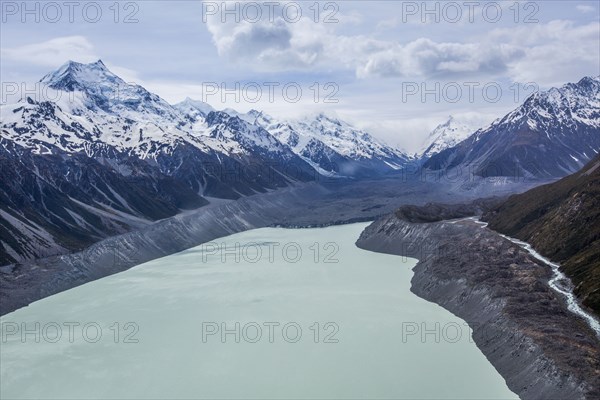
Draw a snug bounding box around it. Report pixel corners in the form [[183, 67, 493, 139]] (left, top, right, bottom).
[[0, 223, 516, 399]]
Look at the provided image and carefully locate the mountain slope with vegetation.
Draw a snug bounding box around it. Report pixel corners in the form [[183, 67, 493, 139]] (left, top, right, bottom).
[[483, 155, 600, 315]]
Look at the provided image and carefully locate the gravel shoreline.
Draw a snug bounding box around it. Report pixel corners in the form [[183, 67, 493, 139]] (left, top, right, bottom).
[[356, 214, 600, 400], [0, 179, 454, 315]]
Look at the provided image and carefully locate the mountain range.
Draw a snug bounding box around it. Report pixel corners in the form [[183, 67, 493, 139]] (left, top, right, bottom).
[[1, 60, 600, 266], [0, 60, 408, 264], [423, 76, 600, 178], [254, 111, 410, 177]]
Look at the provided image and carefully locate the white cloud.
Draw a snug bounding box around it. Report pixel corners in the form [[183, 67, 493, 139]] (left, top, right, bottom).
[[1, 36, 98, 67], [205, 8, 597, 85], [205, 6, 332, 71], [205, 10, 521, 79], [356, 39, 523, 79], [489, 20, 600, 86]]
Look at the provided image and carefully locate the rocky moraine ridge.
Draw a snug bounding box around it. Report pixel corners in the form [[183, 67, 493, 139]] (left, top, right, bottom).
[[356, 204, 600, 400]]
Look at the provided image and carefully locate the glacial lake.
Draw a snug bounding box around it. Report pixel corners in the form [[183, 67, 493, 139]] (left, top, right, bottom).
[[0, 223, 516, 399]]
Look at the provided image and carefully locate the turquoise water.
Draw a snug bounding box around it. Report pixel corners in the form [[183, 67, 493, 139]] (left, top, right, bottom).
[[0, 223, 516, 399]]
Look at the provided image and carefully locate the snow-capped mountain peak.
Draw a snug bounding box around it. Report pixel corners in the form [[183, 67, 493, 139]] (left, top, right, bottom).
[[174, 97, 215, 119], [40, 59, 118, 91], [38, 60, 178, 120], [254, 111, 410, 175], [486, 75, 600, 137], [420, 116, 476, 158], [424, 76, 600, 178]]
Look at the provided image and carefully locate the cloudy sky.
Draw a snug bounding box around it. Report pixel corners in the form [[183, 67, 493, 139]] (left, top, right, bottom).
[[1, 1, 599, 152]]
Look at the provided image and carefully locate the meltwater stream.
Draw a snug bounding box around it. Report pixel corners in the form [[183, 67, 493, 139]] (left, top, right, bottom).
[[0, 223, 516, 399], [469, 218, 600, 338]]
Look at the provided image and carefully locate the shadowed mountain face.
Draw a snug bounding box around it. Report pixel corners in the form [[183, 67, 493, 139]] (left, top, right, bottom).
[[424, 77, 600, 179], [483, 155, 600, 315], [0, 139, 208, 265], [0, 61, 315, 265]]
